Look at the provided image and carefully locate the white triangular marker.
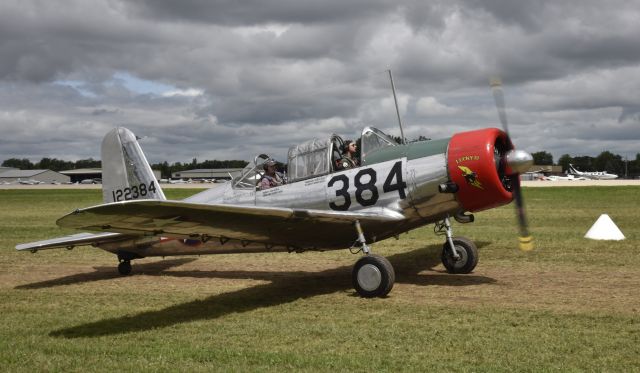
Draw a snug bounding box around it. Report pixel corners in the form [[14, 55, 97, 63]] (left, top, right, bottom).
[[584, 214, 625, 240]]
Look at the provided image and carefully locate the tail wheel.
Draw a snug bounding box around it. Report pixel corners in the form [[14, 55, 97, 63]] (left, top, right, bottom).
[[442, 237, 478, 274], [117, 260, 132, 275], [352, 254, 395, 298]]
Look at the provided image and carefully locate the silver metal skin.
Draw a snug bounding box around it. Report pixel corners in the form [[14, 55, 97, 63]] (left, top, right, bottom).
[[506, 149, 534, 175], [101, 128, 166, 203], [18, 126, 462, 259], [16, 125, 491, 299]]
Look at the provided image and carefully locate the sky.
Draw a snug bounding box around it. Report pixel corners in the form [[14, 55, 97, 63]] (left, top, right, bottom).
[[1, 0, 639, 165]]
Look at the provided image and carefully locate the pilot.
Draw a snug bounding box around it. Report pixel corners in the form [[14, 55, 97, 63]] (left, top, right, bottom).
[[259, 160, 285, 190], [336, 140, 359, 170]]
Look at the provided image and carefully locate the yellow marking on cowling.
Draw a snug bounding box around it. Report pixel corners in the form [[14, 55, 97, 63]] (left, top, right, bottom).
[[457, 165, 484, 189]]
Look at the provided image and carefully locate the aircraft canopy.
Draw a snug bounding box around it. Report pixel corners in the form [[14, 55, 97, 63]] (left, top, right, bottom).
[[287, 137, 336, 182]]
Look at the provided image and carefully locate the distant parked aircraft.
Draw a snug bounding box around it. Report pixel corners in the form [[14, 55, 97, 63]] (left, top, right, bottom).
[[568, 164, 618, 180], [543, 174, 587, 181], [167, 179, 189, 184], [18, 178, 45, 185]]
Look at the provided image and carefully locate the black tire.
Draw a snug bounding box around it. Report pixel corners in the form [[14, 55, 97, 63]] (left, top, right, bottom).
[[441, 237, 478, 274], [352, 254, 395, 298], [118, 260, 132, 276]]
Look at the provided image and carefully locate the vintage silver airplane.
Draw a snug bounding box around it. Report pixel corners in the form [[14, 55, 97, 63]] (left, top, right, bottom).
[[17, 80, 533, 298]]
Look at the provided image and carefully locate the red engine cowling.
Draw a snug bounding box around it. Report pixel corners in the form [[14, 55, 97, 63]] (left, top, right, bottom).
[[447, 128, 513, 212]]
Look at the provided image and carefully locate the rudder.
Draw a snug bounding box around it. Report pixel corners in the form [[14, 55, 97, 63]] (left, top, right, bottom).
[[101, 127, 166, 203]]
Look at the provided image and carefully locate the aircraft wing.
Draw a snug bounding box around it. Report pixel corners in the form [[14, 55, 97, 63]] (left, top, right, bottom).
[[56, 200, 406, 248], [16, 232, 126, 252]]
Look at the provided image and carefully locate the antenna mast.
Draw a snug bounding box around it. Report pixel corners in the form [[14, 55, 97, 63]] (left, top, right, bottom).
[[387, 69, 406, 145]]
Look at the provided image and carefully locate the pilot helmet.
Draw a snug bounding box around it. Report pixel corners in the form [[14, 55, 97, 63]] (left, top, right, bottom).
[[263, 160, 277, 170]]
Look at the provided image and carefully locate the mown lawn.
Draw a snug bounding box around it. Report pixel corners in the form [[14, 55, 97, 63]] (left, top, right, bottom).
[[1, 186, 639, 372]]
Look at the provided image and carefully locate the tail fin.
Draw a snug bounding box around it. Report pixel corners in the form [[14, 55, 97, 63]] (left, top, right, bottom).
[[568, 163, 578, 175], [101, 127, 166, 203]]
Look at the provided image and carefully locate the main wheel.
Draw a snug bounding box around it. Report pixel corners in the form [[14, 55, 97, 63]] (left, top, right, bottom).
[[352, 254, 395, 298], [441, 237, 478, 274], [118, 260, 132, 275]]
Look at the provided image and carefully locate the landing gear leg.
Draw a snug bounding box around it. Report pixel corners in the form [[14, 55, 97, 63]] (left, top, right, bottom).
[[440, 216, 479, 274], [443, 216, 460, 260], [351, 220, 395, 298], [354, 220, 370, 254]]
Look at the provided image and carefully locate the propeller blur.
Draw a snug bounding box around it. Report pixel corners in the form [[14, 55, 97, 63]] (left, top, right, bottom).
[[490, 77, 534, 251]]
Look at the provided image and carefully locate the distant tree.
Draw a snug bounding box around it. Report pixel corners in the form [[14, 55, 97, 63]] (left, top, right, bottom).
[[74, 158, 101, 169], [36, 157, 53, 170], [151, 159, 249, 179], [2, 158, 34, 169], [532, 151, 553, 165], [594, 151, 623, 175], [632, 153, 640, 178], [391, 135, 429, 144], [571, 156, 595, 172], [35, 158, 75, 171], [153, 161, 170, 179], [558, 154, 572, 172]]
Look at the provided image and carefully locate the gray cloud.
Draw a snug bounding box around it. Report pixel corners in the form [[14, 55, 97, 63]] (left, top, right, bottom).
[[1, 0, 639, 166], [124, 0, 394, 25]]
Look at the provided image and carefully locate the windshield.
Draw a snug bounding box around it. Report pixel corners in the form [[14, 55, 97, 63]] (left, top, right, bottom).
[[232, 154, 270, 189], [360, 127, 397, 159]]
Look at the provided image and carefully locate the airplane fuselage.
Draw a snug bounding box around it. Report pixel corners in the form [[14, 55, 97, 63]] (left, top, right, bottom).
[[99, 141, 460, 257], [98, 128, 515, 258]]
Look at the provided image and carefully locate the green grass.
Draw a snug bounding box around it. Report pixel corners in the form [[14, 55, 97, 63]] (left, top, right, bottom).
[[1, 187, 639, 372]]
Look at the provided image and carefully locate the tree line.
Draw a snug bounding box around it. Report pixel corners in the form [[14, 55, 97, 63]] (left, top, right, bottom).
[[150, 159, 249, 179], [1, 158, 102, 171], [4, 150, 639, 178], [532, 151, 640, 177]]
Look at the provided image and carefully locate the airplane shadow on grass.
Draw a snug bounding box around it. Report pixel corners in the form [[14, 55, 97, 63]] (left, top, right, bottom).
[[41, 243, 495, 338], [15, 258, 199, 290]]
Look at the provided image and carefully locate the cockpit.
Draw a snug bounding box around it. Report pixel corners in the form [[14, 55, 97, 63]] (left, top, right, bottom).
[[231, 126, 398, 189]]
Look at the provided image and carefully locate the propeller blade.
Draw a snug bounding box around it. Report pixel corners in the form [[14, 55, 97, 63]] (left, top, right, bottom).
[[511, 177, 533, 251], [490, 77, 534, 251], [490, 77, 509, 135]]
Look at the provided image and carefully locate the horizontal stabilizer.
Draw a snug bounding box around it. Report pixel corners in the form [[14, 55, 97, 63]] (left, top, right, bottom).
[[16, 232, 125, 252]]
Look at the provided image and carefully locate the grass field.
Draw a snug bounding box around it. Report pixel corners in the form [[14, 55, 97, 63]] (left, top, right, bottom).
[[1, 187, 639, 372]]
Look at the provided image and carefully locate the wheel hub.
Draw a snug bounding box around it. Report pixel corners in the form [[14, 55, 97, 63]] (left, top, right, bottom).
[[357, 264, 382, 291], [450, 246, 468, 267]]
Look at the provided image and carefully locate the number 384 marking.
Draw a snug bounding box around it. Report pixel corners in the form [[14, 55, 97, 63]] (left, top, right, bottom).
[[111, 181, 157, 202], [328, 161, 407, 211]]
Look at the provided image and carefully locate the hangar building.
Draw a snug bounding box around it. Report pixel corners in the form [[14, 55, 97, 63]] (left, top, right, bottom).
[[60, 168, 162, 183], [0, 169, 70, 184]]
